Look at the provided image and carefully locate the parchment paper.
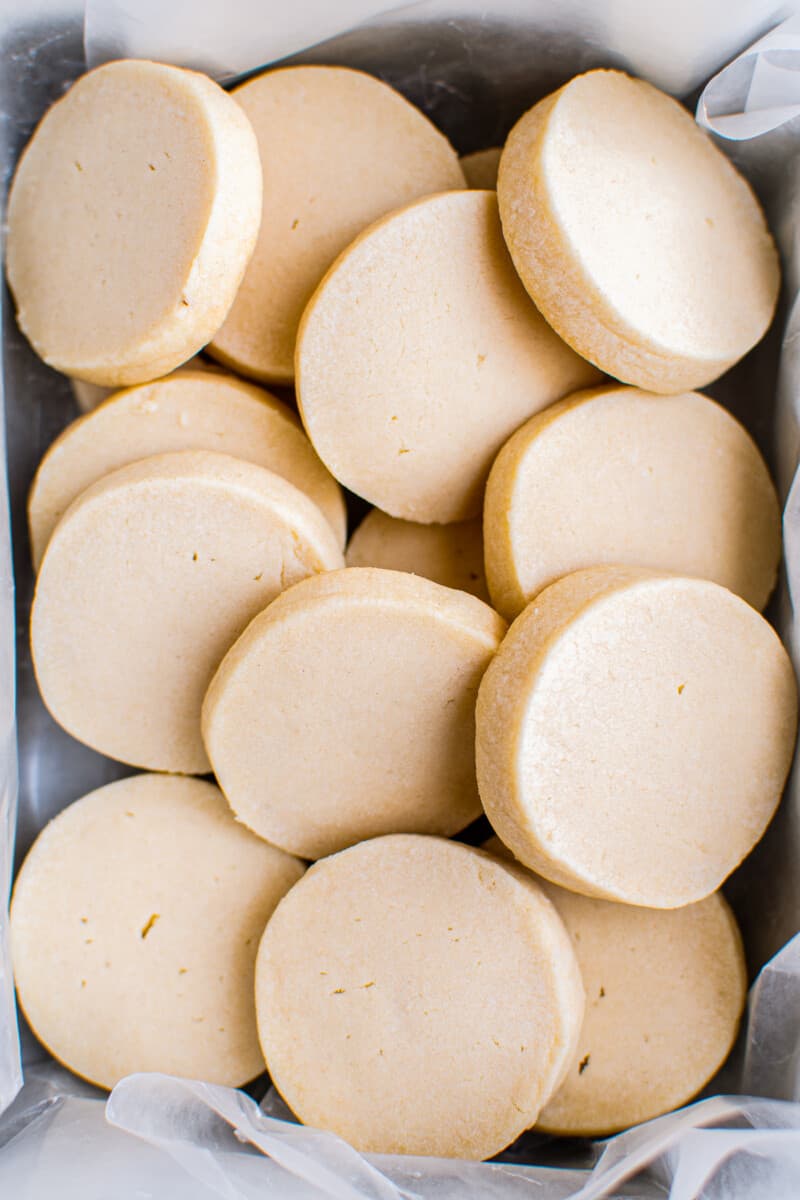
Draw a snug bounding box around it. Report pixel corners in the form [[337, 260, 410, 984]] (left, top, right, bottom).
[[2, 3, 800, 1195]]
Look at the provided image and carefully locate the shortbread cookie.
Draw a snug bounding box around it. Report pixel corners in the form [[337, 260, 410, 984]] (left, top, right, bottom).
[[484, 385, 780, 619], [31, 451, 343, 774], [7, 59, 262, 385], [484, 837, 746, 1136], [208, 66, 464, 383], [30, 367, 346, 568], [498, 70, 779, 392], [69, 354, 213, 413], [255, 834, 584, 1158], [476, 567, 797, 908], [346, 510, 488, 600], [10, 774, 304, 1090], [297, 191, 599, 522], [203, 568, 505, 858], [460, 147, 501, 188]]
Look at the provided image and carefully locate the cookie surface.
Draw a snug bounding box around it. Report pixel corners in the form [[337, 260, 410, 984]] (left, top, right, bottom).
[[498, 70, 779, 392], [30, 366, 345, 568], [297, 190, 599, 523], [484, 837, 746, 1136], [31, 450, 343, 773], [10, 775, 304, 1089], [69, 354, 212, 413], [7, 59, 262, 386], [460, 147, 501, 188], [346, 509, 488, 600], [203, 568, 505, 858], [476, 567, 797, 907], [484, 385, 780, 619], [255, 835, 584, 1159], [208, 66, 464, 383]]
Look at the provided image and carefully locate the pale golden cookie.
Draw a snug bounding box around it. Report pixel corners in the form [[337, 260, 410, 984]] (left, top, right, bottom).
[[203, 568, 505, 858], [255, 834, 584, 1159], [31, 450, 343, 774], [30, 366, 346, 568], [476, 567, 797, 908], [460, 147, 501, 188], [297, 191, 599, 522], [484, 837, 746, 1136], [6, 59, 262, 385], [69, 354, 214, 413], [208, 66, 464, 383], [346, 509, 488, 601], [10, 775, 304, 1090], [498, 70, 779, 392], [484, 385, 780, 619]]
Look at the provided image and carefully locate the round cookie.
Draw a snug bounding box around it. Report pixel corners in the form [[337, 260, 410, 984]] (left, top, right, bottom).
[[297, 191, 600, 522], [6, 59, 262, 386], [484, 837, 746, 1136], [202, 568, 506, 859], [208, 66, 465, 383], [69, 354, 213, 413], [255, 834, 584, 1159], [497, 69, 779, 393], [460, 147, 501, 189], [346, 509, 488, 601], [10, 774, 304, 1090], [30, 366, 346, 569], [484, 385, 781, 619], [31, 450, 343, 774], [476, 566, 798, 908]]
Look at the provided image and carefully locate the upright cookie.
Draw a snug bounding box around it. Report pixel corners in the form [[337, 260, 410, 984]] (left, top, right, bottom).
[[297, 191, 599, 522], [476, 567, 797, 908], [11, 775, 304, 1089], [203, 568, 505, 858], [31, 451, 343, 774], [346, 509, 488, 601], [69, 354, 213, 413], [484, 385, 781, 619], [460, 147, 501, 189], [6, 59, 262, 385], [498, 70, 779, 392], [30, 366, 346, 568], [255, 835, 584, 1159], [484, 837, 746, 1136], [208, 66, 464, 383]]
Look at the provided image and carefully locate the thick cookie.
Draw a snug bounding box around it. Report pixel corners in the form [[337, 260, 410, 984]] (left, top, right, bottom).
[[30, 366, 345, 568], [31, 450, 343, 773], [498, 70, 779, 392], [297, 190, 599, 522], [346, 509, 488, 600], [10, 775, 304, 1089], [484, 385, 780, 619], [203, 568, 505, 858], [69, 354, 213, 413], [7, 60, 262, 385], [208, 66, 464, 382], [484, 837, 747, 1136], [255, 835, 584, 1158], [476, 567, 797, 908]]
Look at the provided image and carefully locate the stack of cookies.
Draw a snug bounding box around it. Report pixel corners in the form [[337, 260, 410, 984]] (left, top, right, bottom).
[[6, 58, 795, 1161]]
